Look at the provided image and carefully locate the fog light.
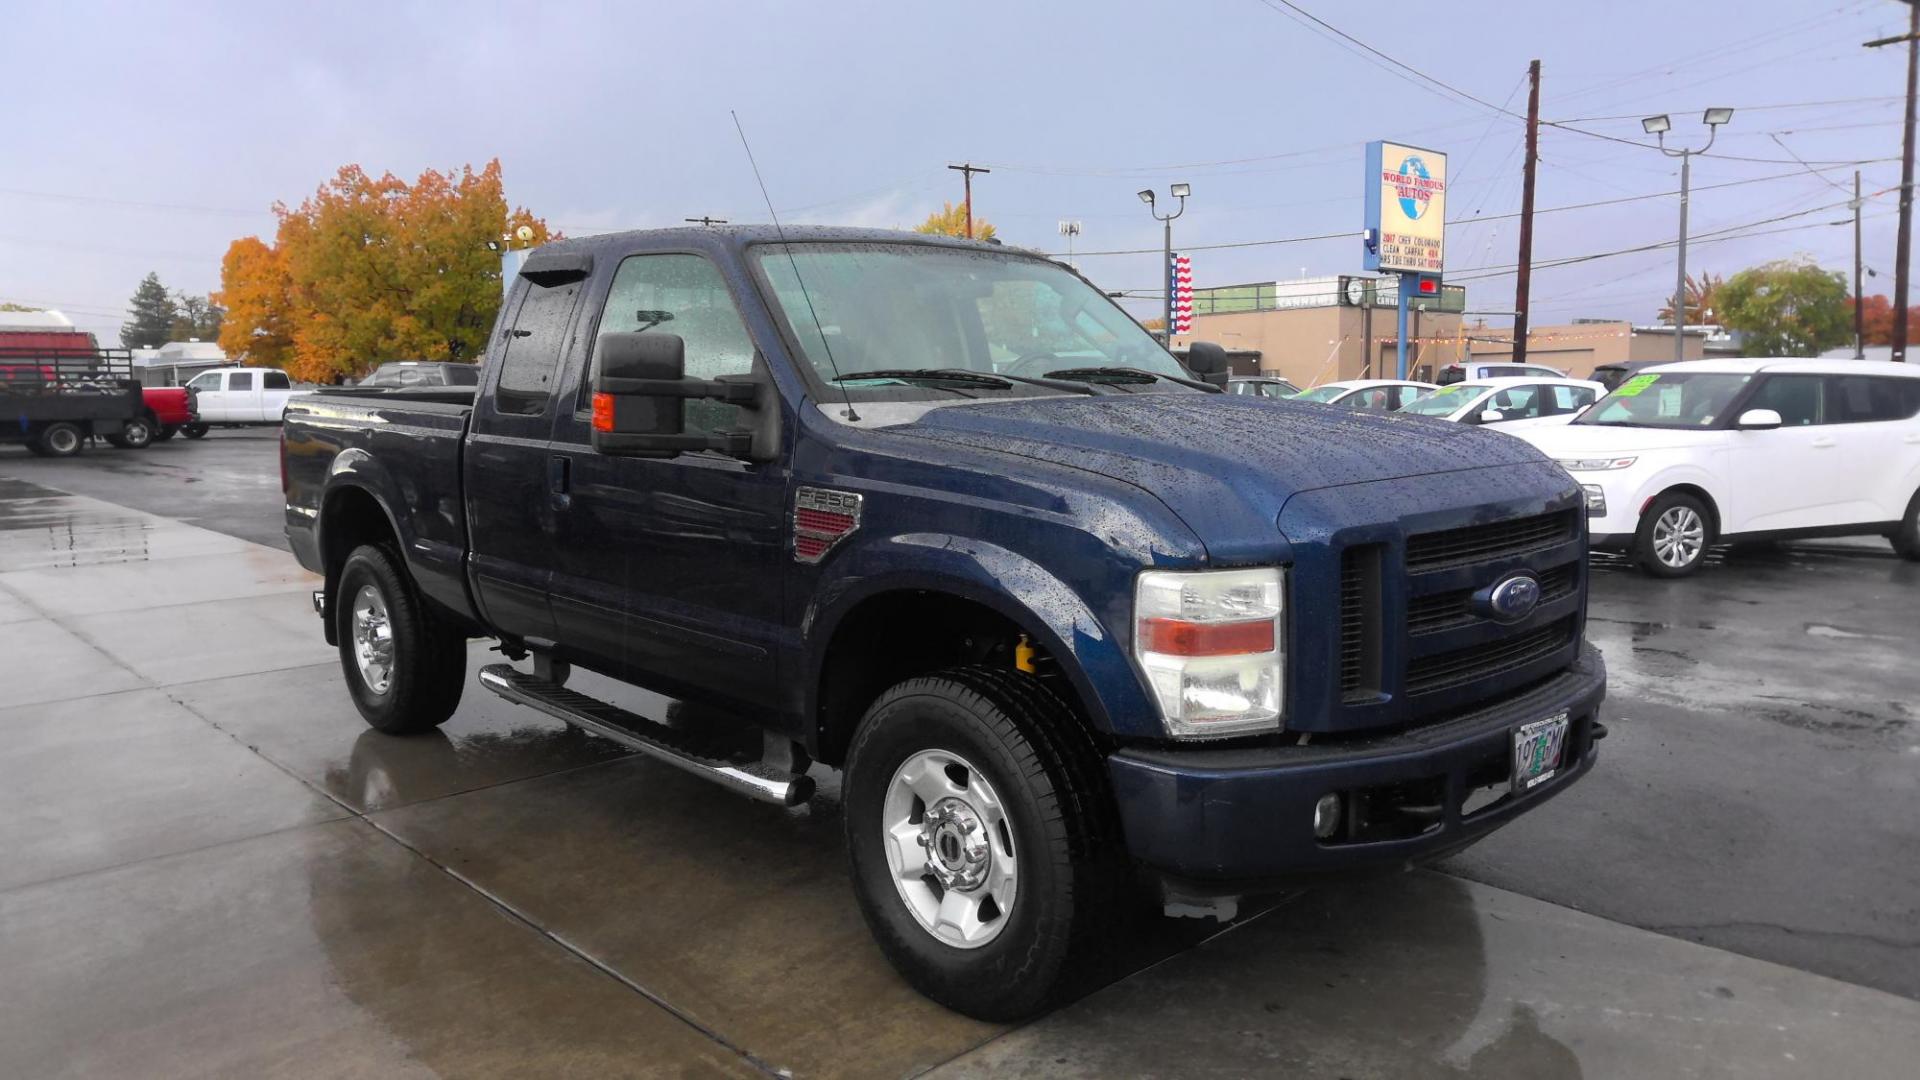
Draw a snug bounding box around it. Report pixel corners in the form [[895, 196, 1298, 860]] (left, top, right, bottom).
[[1312, 793, 1343, 839]]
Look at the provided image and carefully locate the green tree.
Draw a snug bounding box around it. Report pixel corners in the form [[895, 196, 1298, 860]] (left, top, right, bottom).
[[122, 272, 178, 348], [169, 292, 225, 342], [1717, 259, 1850, 357], [915, 202, 996, 240]]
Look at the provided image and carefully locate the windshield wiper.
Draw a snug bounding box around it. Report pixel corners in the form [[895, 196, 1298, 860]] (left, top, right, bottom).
[[831, 368, 1098, 396], [1044, 366, 1221, 393]]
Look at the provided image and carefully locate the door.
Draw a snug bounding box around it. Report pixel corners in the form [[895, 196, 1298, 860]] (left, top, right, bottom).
[[226, 370, 260, 420], [1827, 374, 1920, 523], [261, 369, 292, 420], [464, 274, 587, 642], [185, 369, 226, 420], [546, 251, 788, 709], [1722, 374, 1853, 533]]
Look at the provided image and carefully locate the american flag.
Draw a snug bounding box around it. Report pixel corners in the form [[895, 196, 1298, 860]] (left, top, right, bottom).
[[1169, 253, 1193, 334]]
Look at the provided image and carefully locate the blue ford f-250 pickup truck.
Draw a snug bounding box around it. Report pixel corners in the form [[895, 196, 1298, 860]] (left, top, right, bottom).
[[282, 226, 1605, 1020]]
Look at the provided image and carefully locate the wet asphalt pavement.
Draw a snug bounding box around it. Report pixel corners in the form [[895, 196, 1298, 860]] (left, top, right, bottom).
[[2, 435, 1916, 1077]]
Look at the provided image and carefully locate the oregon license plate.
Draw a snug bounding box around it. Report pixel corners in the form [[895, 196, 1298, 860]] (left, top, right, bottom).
[[1512, 713, 1570, 791]]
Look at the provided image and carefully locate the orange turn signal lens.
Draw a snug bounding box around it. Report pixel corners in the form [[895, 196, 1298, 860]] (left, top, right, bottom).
[[1138, 617, 1275, 657], [591, 392, 615, 432]]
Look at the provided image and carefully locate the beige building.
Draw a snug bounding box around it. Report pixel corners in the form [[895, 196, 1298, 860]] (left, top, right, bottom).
[[1166, 276, 1706, 386]]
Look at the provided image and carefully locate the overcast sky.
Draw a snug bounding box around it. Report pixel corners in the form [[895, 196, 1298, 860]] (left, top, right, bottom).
[[5, 0, 1911, 347]]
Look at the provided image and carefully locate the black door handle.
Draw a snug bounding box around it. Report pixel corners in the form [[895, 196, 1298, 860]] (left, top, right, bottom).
[[548, 456, 570, 494]]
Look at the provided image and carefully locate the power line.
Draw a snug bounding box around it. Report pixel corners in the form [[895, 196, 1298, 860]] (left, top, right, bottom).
[[1248, 1, 1523, 119]]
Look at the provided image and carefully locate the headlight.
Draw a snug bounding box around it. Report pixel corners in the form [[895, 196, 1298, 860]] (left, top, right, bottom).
[[1555, 456, 1637, 471], [1581, 484, 1607, 514], [1134, 567, 1284, 738]]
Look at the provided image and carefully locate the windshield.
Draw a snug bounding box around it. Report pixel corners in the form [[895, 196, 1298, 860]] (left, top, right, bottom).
[[1293, 385, 1350, 403], [1576, 371, 1753, 428], [1398, 383, 1487, 416], [755, 243, 1188, 400]]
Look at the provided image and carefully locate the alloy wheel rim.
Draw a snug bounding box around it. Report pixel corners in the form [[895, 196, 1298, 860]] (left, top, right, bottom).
[[882, 748, 1017, 949], [350, 584, 395, 694], [1653, 506, 1705, 568]]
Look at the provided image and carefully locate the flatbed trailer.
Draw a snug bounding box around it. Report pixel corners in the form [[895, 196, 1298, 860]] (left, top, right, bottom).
[[0, 347, 144, 456]]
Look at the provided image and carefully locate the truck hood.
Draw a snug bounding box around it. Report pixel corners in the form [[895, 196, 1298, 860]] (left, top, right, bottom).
[[894, 394, 1550, 554]]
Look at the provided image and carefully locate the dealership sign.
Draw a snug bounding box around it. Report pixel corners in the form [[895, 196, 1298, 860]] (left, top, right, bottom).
[[1363, 141, 1447, 275]]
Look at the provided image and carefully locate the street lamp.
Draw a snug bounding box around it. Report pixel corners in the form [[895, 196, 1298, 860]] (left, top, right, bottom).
[[1140, 183, 1191, 342], [1645, 106, 1734, 362]]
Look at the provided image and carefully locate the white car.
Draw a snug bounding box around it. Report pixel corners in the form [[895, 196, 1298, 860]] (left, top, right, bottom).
[[1517, 358, 1920, 576], [1395, 376, 1605, 427], [182, 367, 314, 436], [1435, 360, 1567, 385], [1291, 378, 1438, 412]]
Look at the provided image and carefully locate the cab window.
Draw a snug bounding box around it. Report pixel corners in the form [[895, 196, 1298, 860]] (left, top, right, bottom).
[[1746, 374, 1826, 426], [590, 254, 755, 433], [496, 280, 583, 416], [228, 371, 256, 392], [186, 371, 222, 392], [262, 371, 290, 390]]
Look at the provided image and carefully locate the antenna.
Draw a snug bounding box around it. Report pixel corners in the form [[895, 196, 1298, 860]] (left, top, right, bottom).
[[730, 111, 860, 422]]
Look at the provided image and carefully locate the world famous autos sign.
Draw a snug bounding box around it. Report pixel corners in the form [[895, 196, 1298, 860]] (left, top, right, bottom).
[[1363, 141, 1447, 275]]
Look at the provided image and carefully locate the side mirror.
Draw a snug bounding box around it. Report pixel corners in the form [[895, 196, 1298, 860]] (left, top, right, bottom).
[[1735, 408, 1783, 430], [1182, 340, 1232, 388], [1478, 409, 1505, 424], [590, 332, 761, 458]]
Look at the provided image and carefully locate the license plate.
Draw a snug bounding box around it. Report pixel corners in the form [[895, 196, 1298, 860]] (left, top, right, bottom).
[[1512, 712, 1570, 792]]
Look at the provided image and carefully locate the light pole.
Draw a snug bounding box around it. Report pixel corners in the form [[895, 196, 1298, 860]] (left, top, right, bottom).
[[1058, 219, 1083, 267], [1138, 183, 1190, 342], [1644, 108, 1734, 363]]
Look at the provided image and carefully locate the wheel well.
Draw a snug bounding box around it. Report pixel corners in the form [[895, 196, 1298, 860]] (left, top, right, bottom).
[[813, 591, 1095, 768], [320, 487, 399, 594], [1647, 484, 1721, 538]]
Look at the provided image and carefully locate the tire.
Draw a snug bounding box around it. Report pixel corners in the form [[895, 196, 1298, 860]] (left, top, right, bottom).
[[1893, 489, 1920, 562], [106, 415, 154, 450], [35, 422, 84, 458], [180, 423, 209, 440], [842, 666, 1122, 1021], [334, 544, 466, 734], [153, 425, 178, 442], [1634, 491, 1713, 578]]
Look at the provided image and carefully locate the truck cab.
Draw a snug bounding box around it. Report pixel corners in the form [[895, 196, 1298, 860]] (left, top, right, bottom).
[[283, 226, 1605, 1020]]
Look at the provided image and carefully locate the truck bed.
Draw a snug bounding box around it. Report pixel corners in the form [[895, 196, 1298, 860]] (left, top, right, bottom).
[[282, 390, 478, 624]]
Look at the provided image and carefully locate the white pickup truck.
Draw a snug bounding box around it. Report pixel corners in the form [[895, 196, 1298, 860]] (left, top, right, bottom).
[[179, 367, 313, 437]]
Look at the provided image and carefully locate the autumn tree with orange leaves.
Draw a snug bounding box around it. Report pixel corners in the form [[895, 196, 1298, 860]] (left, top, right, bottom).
[[215, 160, 552, 383]]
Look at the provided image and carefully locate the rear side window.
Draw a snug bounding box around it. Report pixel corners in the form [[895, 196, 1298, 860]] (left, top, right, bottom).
[[1746, 374, 1825, 426], [263, 371, 290, 390], [497, 281, 582, 416], [1828, 375, 1920, 423], [1548, 385, 1597, 412], [1486, 385, 1542, 419], [228, 371, 256, 392]]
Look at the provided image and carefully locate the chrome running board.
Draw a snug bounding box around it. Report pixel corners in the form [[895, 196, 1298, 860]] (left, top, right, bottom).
[[477, 664, 813, 807]]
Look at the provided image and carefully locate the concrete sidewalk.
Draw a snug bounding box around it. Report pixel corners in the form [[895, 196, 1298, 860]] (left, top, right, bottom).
[[2, 472, 1916, 1079]]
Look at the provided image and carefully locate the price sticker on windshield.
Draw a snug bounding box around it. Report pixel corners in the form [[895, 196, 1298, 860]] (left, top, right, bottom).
[[1612, 374, 1660, 397]]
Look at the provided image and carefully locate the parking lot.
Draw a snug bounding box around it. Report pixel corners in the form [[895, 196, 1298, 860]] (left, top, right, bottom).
[[3, 433, 1917, 1078]]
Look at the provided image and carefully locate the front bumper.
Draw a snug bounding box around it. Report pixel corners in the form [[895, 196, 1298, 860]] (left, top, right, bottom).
[[1107, 643, 1606, 882]]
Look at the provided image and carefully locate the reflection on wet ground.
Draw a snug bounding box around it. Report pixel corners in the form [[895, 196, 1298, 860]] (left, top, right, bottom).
[[4, 473, 1919, 1077]]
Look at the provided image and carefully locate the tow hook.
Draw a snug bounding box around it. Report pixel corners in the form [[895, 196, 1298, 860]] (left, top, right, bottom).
[[311, 589, 326, 617]]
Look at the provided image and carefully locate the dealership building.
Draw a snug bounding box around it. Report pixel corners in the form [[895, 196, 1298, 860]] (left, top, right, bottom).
[[1166, 275, 1706, 385]]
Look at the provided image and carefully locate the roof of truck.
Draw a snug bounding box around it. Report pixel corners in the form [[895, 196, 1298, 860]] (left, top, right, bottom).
[[537, 225, 1037, 258]]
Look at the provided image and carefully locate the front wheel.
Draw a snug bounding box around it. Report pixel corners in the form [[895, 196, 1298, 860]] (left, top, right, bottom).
[[179, 423, 209, 439], [107, 415, 154, 449], [334, 544, 467, 734], [1634, 491, 1713, 577], [842, 666, 1122, 1021]]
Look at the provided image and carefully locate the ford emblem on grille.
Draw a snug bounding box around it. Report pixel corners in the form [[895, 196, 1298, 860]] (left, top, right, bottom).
[[1476, 572, 1542, 623]]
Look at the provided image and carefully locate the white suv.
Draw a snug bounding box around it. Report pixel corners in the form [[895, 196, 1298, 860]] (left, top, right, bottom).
[[1517, 358, 1920, 576]]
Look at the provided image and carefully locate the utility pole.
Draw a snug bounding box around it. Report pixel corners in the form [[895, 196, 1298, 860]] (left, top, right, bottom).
[[1856, 170, 1867, 358], [1513, 59, 1542, 366], [948, 163, 991, 239], [1868, 2, 1919, 361]]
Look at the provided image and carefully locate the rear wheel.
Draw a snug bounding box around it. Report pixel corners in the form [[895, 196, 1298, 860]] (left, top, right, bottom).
[[1634, 491, 1712, 578], [334, 544, 466, 734], [842, 666, 1122, 1021], [1893, 489, 1920, 562], [180, 423, 209, 439], [35, 422, 84, 458], [107, 415, 154, 450]]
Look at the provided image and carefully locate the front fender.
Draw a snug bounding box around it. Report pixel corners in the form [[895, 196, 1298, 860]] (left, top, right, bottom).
[[802, 533, 1161, 740]]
